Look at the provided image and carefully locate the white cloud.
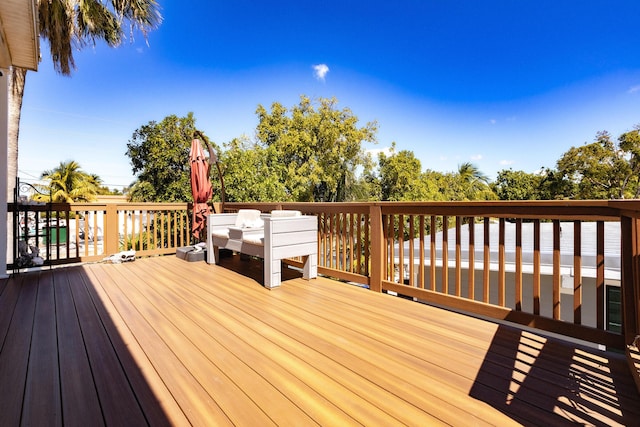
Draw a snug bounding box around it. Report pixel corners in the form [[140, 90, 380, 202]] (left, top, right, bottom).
[[489, 119, 497, 125], [470, 154, 483, 161], [313, 64, 329, 81], [629, 85, 640, 94], [500, 159, 515, 166]]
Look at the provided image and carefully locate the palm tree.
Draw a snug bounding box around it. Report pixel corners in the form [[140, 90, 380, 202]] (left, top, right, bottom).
[[34, 160, 101, 203], [457, 162, 489, 186], [457, 162, 496, 200], [7, 0, 162, 198]]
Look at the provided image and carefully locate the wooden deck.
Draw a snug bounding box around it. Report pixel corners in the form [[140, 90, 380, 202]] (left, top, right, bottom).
[[1, 255, 638, 426]]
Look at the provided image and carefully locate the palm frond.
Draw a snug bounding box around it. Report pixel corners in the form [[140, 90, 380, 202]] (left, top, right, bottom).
[[38, 0, 162, 75]]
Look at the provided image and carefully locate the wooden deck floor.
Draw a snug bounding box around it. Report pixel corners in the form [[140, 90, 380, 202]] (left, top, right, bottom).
[[1, 255, 638, 426]]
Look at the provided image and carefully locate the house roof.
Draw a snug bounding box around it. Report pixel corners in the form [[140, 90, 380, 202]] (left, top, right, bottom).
[[401, 221, 621, 279], [0, 0, 39, 70]]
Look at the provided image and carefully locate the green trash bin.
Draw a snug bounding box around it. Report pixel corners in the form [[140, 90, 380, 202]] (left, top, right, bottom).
[[46, 227, 67, 245]]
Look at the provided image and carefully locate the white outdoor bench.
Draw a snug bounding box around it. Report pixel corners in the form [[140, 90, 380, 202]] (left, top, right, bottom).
[[206, 210, 318, 289]]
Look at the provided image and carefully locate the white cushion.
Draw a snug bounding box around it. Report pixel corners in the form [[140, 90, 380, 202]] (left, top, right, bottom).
[[270, 210, 302, 218], [235, 209, 264, 228], [242, 233, 264, 246]]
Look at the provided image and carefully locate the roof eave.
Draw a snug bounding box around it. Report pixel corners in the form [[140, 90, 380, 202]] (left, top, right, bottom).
[[0, 0, 40, 71]]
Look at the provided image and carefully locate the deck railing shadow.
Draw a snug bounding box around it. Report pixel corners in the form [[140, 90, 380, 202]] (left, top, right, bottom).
[[469, 324, 640, 426]]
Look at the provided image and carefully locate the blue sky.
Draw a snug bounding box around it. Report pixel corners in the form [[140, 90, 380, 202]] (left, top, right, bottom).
[[18, 1, 640, 191]]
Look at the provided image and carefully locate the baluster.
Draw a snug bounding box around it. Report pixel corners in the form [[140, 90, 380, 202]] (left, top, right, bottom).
[[574, 220, 582, 324], [455, 216, 462, 297], [553, 219, 561, 320], [515, 218, 522, 311], [468, 217, 475, 300], [442, 215, 448, 293], [483, 217, 490, 303], [596, 221, 605, 329]]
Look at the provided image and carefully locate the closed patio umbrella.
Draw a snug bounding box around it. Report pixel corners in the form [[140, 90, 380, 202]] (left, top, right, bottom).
[[190, 138, 213, 241]]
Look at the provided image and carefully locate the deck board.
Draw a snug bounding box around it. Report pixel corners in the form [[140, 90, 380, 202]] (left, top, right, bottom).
[[22, 271, 61, 427], [0, 274, 37, 426], [69, 265, 149, 426], [55, 268, 105, 426], [1, 255, 638, 426], [151, 264, 449, 426], [88, 261, 231, 427]]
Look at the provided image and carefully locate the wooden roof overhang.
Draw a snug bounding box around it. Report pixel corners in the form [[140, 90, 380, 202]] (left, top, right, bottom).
[[0, 0, 39, 70]]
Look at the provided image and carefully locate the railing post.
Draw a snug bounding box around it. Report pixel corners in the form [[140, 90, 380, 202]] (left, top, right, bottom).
[[369, 204, 383, 292], [621, 215, 640, 346], [0, 70, 9, 277], [621, 214, 640, 394], [104, 204, 119, 256]]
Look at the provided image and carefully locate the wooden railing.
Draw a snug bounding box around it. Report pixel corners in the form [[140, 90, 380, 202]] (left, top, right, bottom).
[[8, 199, 640, 355], [376, 202, 629, 350], [9, 201, 191, 267]]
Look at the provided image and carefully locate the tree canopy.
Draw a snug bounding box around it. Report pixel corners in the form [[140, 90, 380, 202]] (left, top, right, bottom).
[[555, 131, 631, 199], [122, 101, 640, 204], [256, 96, 378, 202], [372, 145, 436, 201], [220, 136, 288, 202], [492, 169, 543, 200], [493, 127, 640, 200], [220, 96, 378, 202], [125, 113, 213, 202]]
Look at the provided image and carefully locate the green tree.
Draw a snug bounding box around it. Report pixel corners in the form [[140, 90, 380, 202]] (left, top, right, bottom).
[[347, 151, 379, 201], [555, 131, 633, 199], [97, 185, 123, 196], [255, 96, 377, 202], [617, 126, 640, 198], [422, 170, 452, 201], [126, 113, 210, 202], [492, 169, 543, 200], [534, 167, 575, 200], [35, 160, 101, 202], [220, 136, 288, 202], [8, 0, 161, 198], [375, 145, 436, 201], [430, 171, 461, 201]]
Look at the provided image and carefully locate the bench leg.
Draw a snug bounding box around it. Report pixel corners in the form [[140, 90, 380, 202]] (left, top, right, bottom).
[[264, 258, 281, 289], [207, 245, 220, 264], [302, 253, 318, 280]]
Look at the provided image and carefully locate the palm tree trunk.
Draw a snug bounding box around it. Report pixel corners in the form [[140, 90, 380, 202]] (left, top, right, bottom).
[[8, 67, 27, 199], [4, 67, 27, 273]]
